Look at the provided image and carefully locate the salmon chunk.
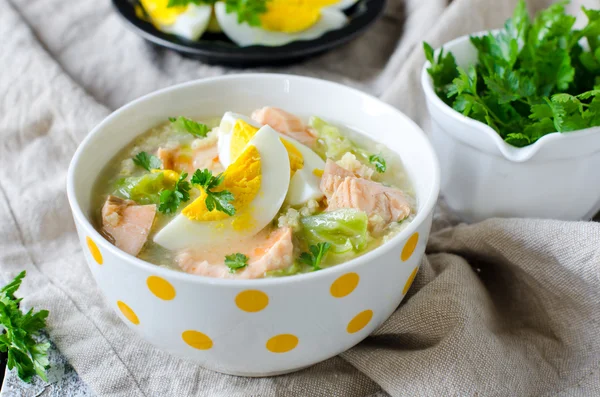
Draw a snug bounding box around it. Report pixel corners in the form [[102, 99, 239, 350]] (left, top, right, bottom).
[[320, 159, 355, 195], [251, 107, 318, 147], [321, 160, 411, 233], [192, 142, 223, 174], [157, 148, 175, 171], [101, 196, 156, 256], [176, 227, 294, 279], [157, 141, 223, 175]]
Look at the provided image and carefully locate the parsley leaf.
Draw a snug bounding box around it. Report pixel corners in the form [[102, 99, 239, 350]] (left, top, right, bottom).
[[167, 0, 191, 6], [191, 169, 236, 216], [158, 172, 191, 214], [0, 271, 50, 383], [225, 253, 249, 273], [205, 190, 235, 215], [368, 153, 386, 173], [299, 242, 331, 271], [191, 168, 222, 189], [169, 116, 210, 138], [424, 42, 459, 105], [133, 151, 162, 171], [167, 0, 216, 8], [225, 0, 268, 27], [165, 0, 267, 27], [424, 0, 600, 147]]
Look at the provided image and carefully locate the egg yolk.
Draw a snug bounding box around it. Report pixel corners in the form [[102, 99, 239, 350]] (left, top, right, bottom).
[[230, 120, 260, 161], [140, 0, 187, 26], [182, 145, 261, 226], [260, 0, 341, 33], [280, 138, 304, 175], [230, 119, 304, 176]]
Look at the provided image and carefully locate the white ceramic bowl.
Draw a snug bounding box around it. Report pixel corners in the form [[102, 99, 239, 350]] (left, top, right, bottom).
[[422, 34, 600, 223], [67, 74, 440, 376]]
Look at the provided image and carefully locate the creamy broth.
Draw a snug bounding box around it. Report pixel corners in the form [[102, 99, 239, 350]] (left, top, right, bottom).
[[92, 109, 415, 278]]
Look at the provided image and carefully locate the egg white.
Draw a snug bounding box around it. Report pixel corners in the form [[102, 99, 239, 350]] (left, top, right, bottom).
[[218, 112, 261, 168], [327, 0, 360, 10], [217, 113, 325, 206], [214, 2, 347, 47], [159, 4, 212, 41], [153, 125, 291, 251], [281, 136, 325, 206]]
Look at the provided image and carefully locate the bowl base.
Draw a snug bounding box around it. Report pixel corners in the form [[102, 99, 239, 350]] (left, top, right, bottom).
[[200, 363, 313, 378]]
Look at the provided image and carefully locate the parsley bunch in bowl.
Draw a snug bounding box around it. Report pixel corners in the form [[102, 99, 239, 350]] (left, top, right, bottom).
[[424, 0, 600, 147]]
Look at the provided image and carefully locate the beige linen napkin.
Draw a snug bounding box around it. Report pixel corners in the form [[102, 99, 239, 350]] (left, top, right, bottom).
[[1, 0, 599, 395]]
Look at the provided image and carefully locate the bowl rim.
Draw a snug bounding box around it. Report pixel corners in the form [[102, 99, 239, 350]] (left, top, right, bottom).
[[67, 73, 440, 287], [420, 32, 600, 163]]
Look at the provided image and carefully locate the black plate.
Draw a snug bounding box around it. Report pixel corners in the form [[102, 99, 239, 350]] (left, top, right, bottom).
[[112, 0, 387, 67]]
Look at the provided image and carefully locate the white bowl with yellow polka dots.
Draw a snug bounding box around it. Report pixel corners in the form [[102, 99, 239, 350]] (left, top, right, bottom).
[[67, 74, 440, 376]]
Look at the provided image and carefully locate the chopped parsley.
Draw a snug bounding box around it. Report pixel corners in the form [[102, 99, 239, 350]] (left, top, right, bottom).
[[424, 0, 600, 147], [299, 242, 331, 271], [132, 151, 162, 171], [167, 0, 216, 7], [224, 0, 268, 27], [225, 253, 249, 273], [0, 271, 50, 383], [158, 172, 191, 214], [169, 116, 209, 139], [369, 153, 387, 173], [191, 169, 236, 216], [166, 0, 267, 27]]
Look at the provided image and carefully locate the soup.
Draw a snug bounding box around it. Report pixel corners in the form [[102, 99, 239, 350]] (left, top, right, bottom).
[[92, 107, 416, 278]]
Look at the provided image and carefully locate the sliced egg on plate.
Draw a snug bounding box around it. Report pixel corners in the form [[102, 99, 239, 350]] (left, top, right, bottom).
[[218, 116, 325, 206], [140, 0, 211, 40], [206, 10, 222, 33], [214, 1, 347, 47], [328, 0, 360, 10], [153, 125, 291, 251]]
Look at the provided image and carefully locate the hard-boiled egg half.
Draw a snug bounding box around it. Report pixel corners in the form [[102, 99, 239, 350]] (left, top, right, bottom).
[[154, 125, 291, 251], [284, 136, 326, 206], [217, 112, 261, 167], [140, 0, 211, 40], [214, 0, 347, 47], [217, 112, 325, 206]]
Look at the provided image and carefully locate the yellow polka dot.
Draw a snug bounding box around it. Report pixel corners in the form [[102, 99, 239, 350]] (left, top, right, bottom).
[[347, 309, 373, 334], [330, 272, 359, 298], [117, 301, 139, 325], [403, 266, 419, 295], [182, 330, 213, 350], [86, 236, 103, 265], [401, 232, 419, 261], [266, 334, 298, 353], [147, 276, 176, 300], [235, 290, 269, 312]]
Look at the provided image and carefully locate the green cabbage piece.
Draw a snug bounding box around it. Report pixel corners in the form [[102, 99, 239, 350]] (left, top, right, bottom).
[[309, 116, 374, 165], [113, 172, 167, 205], [265, 263, 305, 278], [309, 116, 354, 159], [300, 209, 369, 254]]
